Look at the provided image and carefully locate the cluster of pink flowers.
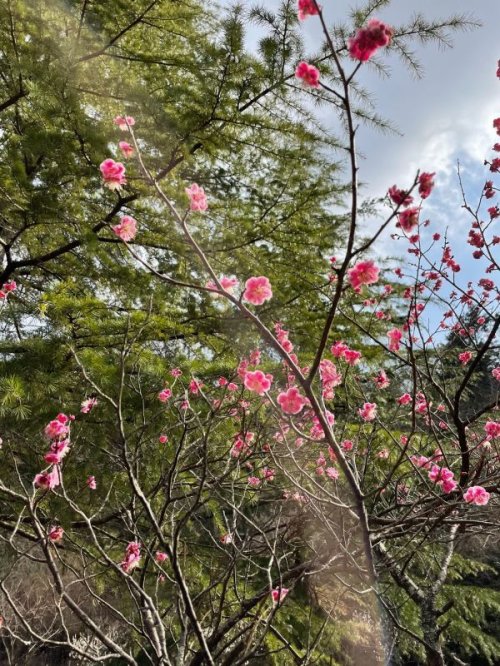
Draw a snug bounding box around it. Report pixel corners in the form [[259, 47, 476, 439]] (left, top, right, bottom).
[[275, 323, 294, 353], [492, 367, 500, 381], [112, 215, 137, 242], [244, 370, 273, 396], [428, 465, 457, 494], [310, 410, 335, 440], [297, 0, 320, 21], [295, 61, 320, 88], [388, 185, 413, 207], [243, 276, 273, 305], [319, 359, 342, 398], [331, 341, 362, 366], [155, 551, 168, 563], [277, 387, 307, 414], [48, 525, 64, 543], [359, 402, 377, 422], [120, 541, 141, 573], [347, 260, 380, 290], [374, 369, 390, 389], [348, 19, 393, 62], [484, 420, 500, 439], [463, 486, 490, 506], [34, 413, 74, 490], [100, 159, 127, 190], [113, 115, 135, 131], [87, 475, 97, 490], [0, 280, 16, 299], [185, 183, 208, 212]]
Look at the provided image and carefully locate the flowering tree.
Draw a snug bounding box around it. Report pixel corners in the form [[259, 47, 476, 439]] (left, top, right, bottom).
[[0, 1, 498, 665]]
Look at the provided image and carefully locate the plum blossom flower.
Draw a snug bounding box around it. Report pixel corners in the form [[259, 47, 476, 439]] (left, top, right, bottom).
[[387, 328, 403, 352], [271, 587, 289, 604], [220, 533, 233, 544], [344, 349, 361, 366], [277, 387, 307, 415], [492, 367, 500, 381], [113, 115, 135, 131], [295, 61, 320, 87], [319, 360, 342, 390], [397, 393, 412, 405], [159, 435, 168, 444], [44, 414, 69, 440], [359, 402, 377, 422], [112, 215, 137, 242], [100, 159, 127, 190], [118, 141, 134, 158], [48, 526, 64, 543], [297, 0, 320, 21], [397, 207, 419, 232], [158, 388, 172, 403], [86, 475, 97, 490], [348, 19, 393, 62], [243, 276, 273, 305], [155, 551, 168, 563], [247, 476, 261, 487], [428, 465, 457, 494], [458, 351, 473, 365], [374, 369, 390, 389], [244, 370, 272, 395], [331, 341, 349, 358], [34, 467, 60, 490], [206, 276, 239, 293], [347, 260, 380, 290], [326, 466, 339, 480], [185, 183, 208, 212], [463, 486, 490, 506], [418, 172, 435, 199], [485, 420, 500, 439], [81, 397, 98, 414], [388, 185, 413, 207], [120, 542, 141, 574]]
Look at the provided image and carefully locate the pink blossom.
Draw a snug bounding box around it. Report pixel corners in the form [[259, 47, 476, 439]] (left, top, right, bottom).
[[331, 341, 349, 358], [343, 349, 361, 365], [48, 526, 64, 543], [185, 183, 208, 212], [44, 416, 69, 441], [388, 185, 413, 207], [271, 587, 289, 604], [485, 420, 500, 439], [227, 382, 238, 392], [261, 467, 276, 481], [81, 397, 98, 414], [319, 360, 342, 389], [113, 115, 135, 131], [206, 276, 239, 293], [297, 0, 320, 21], [374, 369, 390, 389], [244, 370, 272, 395], [86, 475, 97, 490], [247, 476, 261, 487], [100, 158, 127, 190], [171, 368, 182, 378], [397, 393, 412, 405], [243, 276, 273, 305], [491, 367, 500, 381], [342, 439, 354, 451], [159, 435, 168, 444], [359, 402, 377, 421], [463, 486, 490, 506], [295, 61, 320, 87], [347, 260, 380, 290], [34, 467, 60, 490], [348, 19, 393, 62], [155, 551, 168, 563], [120, 541, 141, 573], [118, 141, 134, 158], [158, 388, 172, 403], [220, 533, 233, 544], [458, 351, 473, 365], [189, 379, 203, 395], [112, 215, 137, 242], [387, 328, 403, 352], [418, 172, 435, 199], [44, 439, 69, 464], [398, 207, 420, 234], [411, 455, 431, 469], [377, 448, 389, 459], [428, 465, 457, 493], [326, 466, 339, 480], [277, 387, 307, 415]]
